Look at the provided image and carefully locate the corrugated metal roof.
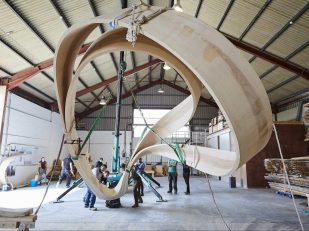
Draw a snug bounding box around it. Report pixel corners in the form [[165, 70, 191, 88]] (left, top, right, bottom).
[[0, 0, 307, 114], [55, 0, 101, 44], [289, 45, 309, 67], [11, 0, 67, 49], [18, 84, 54, 103], [243, 0, 308, 49], [25, 73, 53, 90], [0, 40, 30, 72], [261, 67, 294, 91], [250, 57, 274, 76], [269, 77, 308, 103], [266, 20, 309, 58], [0, 1, 54, 63], [197, 0, 228, 28], [220, 0, 264, 38]]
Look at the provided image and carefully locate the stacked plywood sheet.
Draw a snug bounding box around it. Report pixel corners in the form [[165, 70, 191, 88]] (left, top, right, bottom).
[[264, 158, 309, 201]]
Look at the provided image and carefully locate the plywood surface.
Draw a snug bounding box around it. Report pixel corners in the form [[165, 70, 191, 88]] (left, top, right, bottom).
[[54, 6, 272, 199]]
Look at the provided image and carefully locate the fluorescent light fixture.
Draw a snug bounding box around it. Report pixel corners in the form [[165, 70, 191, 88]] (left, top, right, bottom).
[[173, 0, 183, 12], [99, 96, 107, 105], [157, 87, 164, 93], [163, 62, 171, 70]]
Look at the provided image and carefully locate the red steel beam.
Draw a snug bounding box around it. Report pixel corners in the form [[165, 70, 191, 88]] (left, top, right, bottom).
[[76, 59, 161, 97], [77, 80, 162, 119], [6, 44, 92, 90], [78, 79, 219, 119], [162, 80, 218, 108], [223, 32, 309, 81]]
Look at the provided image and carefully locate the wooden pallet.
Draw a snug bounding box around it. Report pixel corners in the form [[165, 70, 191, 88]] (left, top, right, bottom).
[[268, 183, 309, 207], [0, 208, 37, 231]]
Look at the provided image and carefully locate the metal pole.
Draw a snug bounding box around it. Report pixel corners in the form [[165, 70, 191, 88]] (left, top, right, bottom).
[[112, 51, 126, 172]]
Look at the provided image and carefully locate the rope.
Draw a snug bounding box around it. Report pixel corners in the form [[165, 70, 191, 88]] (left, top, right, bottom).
[[205, 174, 231, 231], [34, 134, 65, 215], [272, 123, 304, 231]]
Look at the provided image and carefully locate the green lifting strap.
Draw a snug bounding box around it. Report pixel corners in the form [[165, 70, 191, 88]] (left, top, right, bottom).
[[78, 105, 107, 155], [174, 143, 185, 164]]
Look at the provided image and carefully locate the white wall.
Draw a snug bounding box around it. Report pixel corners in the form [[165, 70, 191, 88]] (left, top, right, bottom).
[[206, 129, 247, 188], [77, 130, 132, 169], [0, 93, 66, 186]]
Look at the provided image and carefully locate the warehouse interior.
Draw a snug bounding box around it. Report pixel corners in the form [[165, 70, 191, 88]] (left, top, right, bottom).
[[0, 0, 308, 230]]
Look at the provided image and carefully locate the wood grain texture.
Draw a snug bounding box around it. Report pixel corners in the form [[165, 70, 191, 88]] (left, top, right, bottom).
[[54, 6, 272, 199]]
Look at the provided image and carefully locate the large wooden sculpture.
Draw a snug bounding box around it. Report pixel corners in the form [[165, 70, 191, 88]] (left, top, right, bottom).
[[54, 5, 272, 200]]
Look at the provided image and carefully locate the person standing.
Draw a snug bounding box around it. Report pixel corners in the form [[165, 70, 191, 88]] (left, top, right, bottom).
[[136, 158, 145, 196], [95, 157, 104, 168], [167, 159, 178, 194], [131, 164, 143, 208], [57, 156, 75, 188], [38, 157, 48, 185], [85, 166, 110, 211], [183, 163, 190, 195]]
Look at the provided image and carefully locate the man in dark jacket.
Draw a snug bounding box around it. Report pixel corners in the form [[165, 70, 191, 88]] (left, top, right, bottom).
[[183, 163, 191, 195], [132, 164, 143, 208]]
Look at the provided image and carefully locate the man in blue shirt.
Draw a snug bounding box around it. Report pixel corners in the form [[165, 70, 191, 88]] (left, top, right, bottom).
[[57, 156, 75, 188], [167, 159, 178, 194]]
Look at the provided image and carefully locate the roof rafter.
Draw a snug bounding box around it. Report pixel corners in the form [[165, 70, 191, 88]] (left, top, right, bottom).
[[162, 80, 218, 107], [3, 44, 91, 90], [77, 80, 163, 119], [259, 40, 309, 80], [50, 59, 162, 109], [238, 0, 272, 41], [88, 0, 121, 96], [77, 79, 219, 119], [50, 0, 101, 102], [4, 0, 55, 53], [217, 0, 235, 31], [195, 0, 204, 18], [249, 2, 309, 63], [223, 32, 309, 81], [267, 74, 299, 94]]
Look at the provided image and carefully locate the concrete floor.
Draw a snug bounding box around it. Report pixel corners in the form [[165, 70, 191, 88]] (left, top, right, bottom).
[[1, 176, 308, 231]]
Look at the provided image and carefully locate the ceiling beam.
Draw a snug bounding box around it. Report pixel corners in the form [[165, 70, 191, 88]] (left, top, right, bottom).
[[1, 66, 55, 103], [75, 59, 161, 97], [77, 80, 162, 119], [50, 0, 101, 102], [3, 44, 91, 90], [88, 0, 120, 97], [4, 0, 54, 53], [23, 82, 55, 102], [11, 87, 52, 110], [195, 0, 204, 18], [159, 63, 165, 81], [148, 56, 153, 82], [259, 40, 308, 80], [275, 87, 309, 106], [267, 74, 299, 94], [249, 2, 309, 63], [162, 80, 218, 108], [217, 0, 235, 30], [238, 0, 272, 41], [223, 32, 309, 81], [173, 73, 178, 85]]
